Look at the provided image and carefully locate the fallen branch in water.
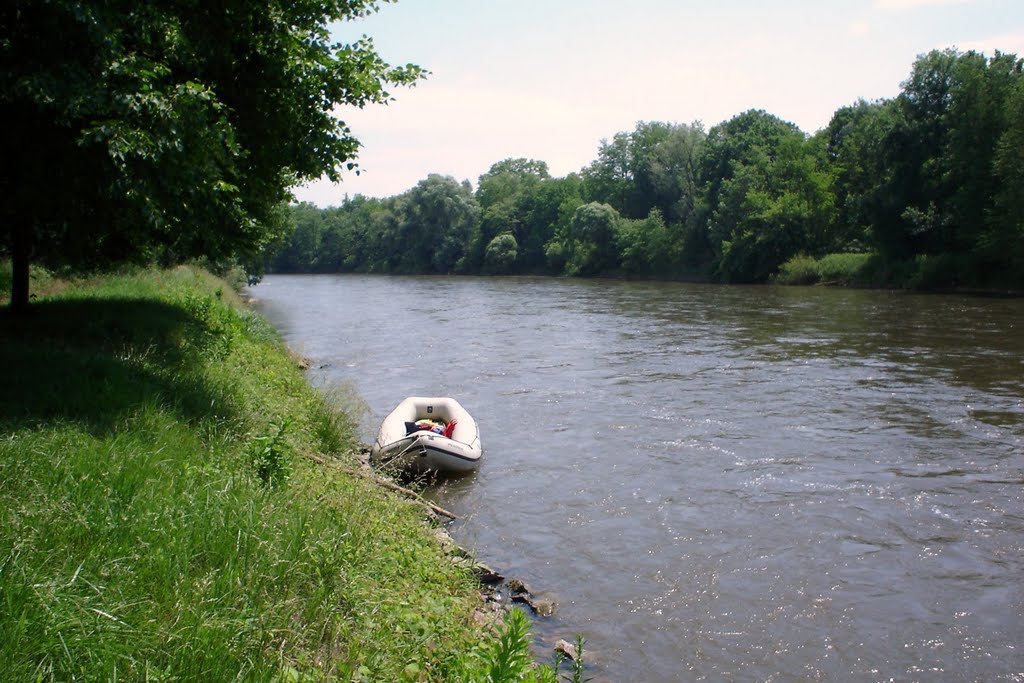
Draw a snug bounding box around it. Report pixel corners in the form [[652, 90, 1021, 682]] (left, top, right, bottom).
[[369, 472, 458, 520]]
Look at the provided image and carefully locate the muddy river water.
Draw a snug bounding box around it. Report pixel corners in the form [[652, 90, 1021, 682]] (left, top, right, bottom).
[[252, 274, 1023, 682]]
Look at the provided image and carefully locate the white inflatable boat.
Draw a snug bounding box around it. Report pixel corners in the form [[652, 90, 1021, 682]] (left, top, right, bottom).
[[371, 397, 483, 473]]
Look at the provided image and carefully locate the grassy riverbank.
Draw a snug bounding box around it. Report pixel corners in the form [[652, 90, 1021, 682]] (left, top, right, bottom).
[[774, 252, 1024, 293], [0, 266, 559, 681]]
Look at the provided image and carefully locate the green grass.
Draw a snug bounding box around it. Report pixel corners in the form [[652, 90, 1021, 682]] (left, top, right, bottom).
[[775, 251, 1023, 292], [0, 265, 569, 682], [774, 252, 873, 286]]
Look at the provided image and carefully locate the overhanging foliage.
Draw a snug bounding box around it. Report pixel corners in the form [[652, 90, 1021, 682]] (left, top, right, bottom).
[[0, 0, 424, 309]]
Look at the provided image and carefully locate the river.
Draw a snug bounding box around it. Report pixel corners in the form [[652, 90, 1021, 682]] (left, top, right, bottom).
[[251, 274, 1023, 682]]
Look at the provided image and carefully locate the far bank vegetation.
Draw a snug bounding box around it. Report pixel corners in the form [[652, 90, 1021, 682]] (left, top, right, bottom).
[[268, 49, 1024, 292]]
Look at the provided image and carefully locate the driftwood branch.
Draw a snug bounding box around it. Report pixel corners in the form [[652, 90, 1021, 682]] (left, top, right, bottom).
[[370, 475, 458, 520], [303, 450, 457, 520]]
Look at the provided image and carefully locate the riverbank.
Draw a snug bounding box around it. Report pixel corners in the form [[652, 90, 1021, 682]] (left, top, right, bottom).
[[0, 265, 561, 681], [773, 251, 1023, 294], [264, 249, 1022, 297]]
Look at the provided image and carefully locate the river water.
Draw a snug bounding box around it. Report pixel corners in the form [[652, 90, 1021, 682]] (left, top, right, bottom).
[[251, 274, 1023, 682]]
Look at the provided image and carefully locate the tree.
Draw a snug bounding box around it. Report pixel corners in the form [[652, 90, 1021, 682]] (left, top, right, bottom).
[[521, 175, 584, 272], [891, 49, 968, 256], [984, 72, 1024, 282], [470, 158, 550, 271], [560, 202, 621, 275], [583, 132, 633, 215], [270, 203, 324, 273], [484, 233, 518, 273], [626, 121, 688, 220], [853, 48, 1022, 275], [822, 98, 902, 252], [582, 121, 701, 221], [475, 158, 550, 209], [701, 110, 835, 282], [646, 122, 707, 225], [617, 209, 672, 275], [398, 175, 479, 273], [941, 52, 1018, 252], [1, 0, 423, 310]]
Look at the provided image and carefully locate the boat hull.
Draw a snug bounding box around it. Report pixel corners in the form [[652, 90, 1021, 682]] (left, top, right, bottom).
[[373, 432, 482, 473]]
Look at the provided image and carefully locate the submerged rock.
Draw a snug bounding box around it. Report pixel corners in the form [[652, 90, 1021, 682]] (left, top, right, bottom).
[[518, 594, 557, 616], [554, 639, 578, 662], [508, 578, 556, 616], [471, 561, 504, 584]]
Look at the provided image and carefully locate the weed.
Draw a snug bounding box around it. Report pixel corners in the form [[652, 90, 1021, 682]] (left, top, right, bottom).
[[564, 634, 591, 683], [483, 607, 534, 682], [450, 608, 589, 683], [309, 381, 366, 457], [248, 418, 293, 486]]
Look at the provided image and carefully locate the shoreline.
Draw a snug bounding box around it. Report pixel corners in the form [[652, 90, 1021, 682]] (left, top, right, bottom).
[[258, 268, 1023, 298], [0, 265, 576, 681]]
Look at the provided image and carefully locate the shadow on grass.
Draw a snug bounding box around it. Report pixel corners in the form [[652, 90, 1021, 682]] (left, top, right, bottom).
[[0, 298, 238, 434]]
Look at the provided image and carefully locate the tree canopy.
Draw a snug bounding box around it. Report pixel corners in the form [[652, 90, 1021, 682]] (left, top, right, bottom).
[[268, 48, 1023, 291], [1, 0, 423, 310]]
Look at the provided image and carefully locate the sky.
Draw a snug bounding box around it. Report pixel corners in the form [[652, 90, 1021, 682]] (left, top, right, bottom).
[[293, 0, 1024, 206]]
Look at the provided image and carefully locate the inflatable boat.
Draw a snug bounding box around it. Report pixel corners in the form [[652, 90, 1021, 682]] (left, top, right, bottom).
[[371, 397, 483, 473]]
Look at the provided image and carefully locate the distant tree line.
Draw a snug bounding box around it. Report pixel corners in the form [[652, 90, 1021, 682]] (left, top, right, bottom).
[[267, 48, 1024, 290]]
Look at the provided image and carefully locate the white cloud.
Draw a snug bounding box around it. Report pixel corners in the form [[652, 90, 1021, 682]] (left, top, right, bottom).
[[293, 0, 1024, 204], [874, 0, 972, 8], [848, 21, 871, 37], [296, 76, 619, 201], [957, 30, 1024, 55]]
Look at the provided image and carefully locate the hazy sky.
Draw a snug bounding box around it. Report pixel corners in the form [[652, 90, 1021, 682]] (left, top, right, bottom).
[[293, 0, 1024, 206]]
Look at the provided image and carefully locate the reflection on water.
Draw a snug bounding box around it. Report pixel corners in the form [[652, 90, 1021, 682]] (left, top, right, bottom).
[[253, 275, 1024, 682]]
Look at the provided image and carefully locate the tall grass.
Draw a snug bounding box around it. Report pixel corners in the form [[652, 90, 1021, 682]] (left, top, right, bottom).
[[774, 253, 873, 286], [775, 251, 1023, 291], [0, 266, 568, 681]]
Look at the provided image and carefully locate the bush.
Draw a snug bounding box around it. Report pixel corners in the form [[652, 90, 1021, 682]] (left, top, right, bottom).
[[775, 253, 873, 286], [907, 252, 974, 290], [774, 254, 821, 285], [816, 253, 872, 285], [484, 233, 518, 274]]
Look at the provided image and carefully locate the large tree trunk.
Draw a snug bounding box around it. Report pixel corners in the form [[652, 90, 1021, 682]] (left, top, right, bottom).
[[10, 223, 30, 312]]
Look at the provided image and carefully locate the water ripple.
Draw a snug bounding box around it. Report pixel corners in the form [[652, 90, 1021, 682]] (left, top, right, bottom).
[[254, 275, 1024, 683]]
